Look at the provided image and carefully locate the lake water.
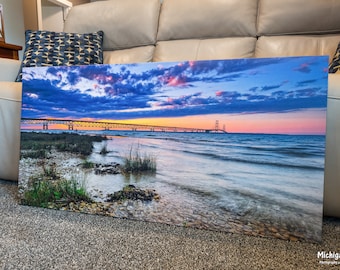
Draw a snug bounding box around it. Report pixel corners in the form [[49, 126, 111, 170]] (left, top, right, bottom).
[[83, 130, 324, 240]]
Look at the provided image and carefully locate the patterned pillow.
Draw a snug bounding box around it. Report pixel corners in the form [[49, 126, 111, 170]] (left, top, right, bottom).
[[16, 30, 104, 82], [329, 42, 340, 73]]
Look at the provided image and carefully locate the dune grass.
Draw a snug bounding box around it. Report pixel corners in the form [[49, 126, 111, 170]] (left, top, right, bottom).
[[22, 163, 92, 208], [121, 144, 156, 174], [21, 132, 106, 157]]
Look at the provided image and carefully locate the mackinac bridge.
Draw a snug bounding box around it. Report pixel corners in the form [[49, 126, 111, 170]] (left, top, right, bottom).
[[21, 118, 227, 133]]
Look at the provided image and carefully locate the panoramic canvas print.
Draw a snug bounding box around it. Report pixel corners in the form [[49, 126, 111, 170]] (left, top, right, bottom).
[[19, 56, 328, 242]]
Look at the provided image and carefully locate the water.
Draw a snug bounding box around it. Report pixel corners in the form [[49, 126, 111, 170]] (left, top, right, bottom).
[[83, 131, 324, 236]]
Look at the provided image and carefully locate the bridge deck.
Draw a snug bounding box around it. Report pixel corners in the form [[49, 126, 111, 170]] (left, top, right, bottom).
[[21, 118, 226, 133]]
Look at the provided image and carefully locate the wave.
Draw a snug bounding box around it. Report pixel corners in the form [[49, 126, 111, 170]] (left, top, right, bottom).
[[102, 131, 324, 171], [168, 181, 322, 218], [181, 149, 324, 171], [218, 187, 322, 217], [243, 145, 324, 158]]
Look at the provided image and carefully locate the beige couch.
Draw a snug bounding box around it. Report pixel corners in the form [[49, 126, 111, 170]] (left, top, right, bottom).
[[0, 0, 339, 217]]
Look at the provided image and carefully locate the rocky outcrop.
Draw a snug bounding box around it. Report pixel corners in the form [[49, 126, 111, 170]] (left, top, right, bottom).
[[106, 185, 160, 202], [94, 162, 121, 175]]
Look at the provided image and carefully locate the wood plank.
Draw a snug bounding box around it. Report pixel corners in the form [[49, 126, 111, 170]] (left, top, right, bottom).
[[0, 42, 22, 60]]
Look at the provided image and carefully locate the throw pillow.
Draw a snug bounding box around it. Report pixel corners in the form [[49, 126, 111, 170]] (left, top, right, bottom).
[[16, 30, 104, 82], [329, 42, 340, 73]]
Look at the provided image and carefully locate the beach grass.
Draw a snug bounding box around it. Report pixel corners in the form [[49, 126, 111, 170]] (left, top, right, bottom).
[[99, 142, 109, 155], [21, 132, 106, 157], [81, 159, 95, 169], [42, 162, 59, 180], [21, 149, 48, 159], [121, 144, 156, 174], [22, 160, 91, 208], [22, 176, 92, 208]]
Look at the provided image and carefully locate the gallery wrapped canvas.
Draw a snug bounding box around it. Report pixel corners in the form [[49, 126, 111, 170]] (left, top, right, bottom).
[[19, 56, 328, 242]]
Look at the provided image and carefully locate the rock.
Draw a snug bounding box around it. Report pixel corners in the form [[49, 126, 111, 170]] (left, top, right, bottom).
[[94, 162, 121, 175], [106, 185, 160, 202], [127, 205, 134, 211]]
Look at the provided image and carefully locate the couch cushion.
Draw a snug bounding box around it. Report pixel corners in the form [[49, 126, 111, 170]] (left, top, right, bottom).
[[0, 82, 22, 181], [16, 30, 104, 82], [0, 58, 21, 82], [64, 0, 161, 50], [255, 35, 340, 62], [324, 74, 340, 217], [153, 38, 256, 62], [258, 0, 340, 35], [103, 46, 155, 65], [157, 0, 258, 41]]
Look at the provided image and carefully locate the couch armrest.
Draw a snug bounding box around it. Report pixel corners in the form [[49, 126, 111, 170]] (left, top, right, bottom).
[[0, 58, 21, 82], [324, 74, 340, 217], [0, 82, 22, 181]]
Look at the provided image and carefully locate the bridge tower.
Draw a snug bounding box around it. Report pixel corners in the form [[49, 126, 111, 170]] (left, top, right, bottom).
[[43, 122, 48, 130], [215, 120, 219, 131]]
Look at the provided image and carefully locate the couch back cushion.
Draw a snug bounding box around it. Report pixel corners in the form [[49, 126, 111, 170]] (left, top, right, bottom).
[[157, 0, 258, 41], [256, 0, 340, 62], [155, 0, 258, 62], [64, 0, 161, 51], [257, 0, 340, 36]]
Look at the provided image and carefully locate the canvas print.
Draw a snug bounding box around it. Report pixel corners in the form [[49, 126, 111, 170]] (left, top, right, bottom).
[[19, 56, 328, 242]]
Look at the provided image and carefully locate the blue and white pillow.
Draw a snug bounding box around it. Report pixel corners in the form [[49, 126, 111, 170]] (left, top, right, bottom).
[[329, 42, 340, 73], [16, 30, 104, 82]]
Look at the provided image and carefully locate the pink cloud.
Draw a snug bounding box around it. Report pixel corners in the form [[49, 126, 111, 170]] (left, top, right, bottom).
[[215, 91, 224, 97]]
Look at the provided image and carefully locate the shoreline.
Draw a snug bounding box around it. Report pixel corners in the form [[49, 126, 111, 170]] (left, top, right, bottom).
[[18, 150, 311, 242], [18, 132, 320, 243]]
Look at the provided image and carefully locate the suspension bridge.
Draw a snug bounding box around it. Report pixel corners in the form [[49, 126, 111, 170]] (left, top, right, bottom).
[[21, 118, 227, 133]]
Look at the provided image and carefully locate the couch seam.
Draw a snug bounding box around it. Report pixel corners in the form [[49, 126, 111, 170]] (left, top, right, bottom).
[[328, 96, 340, 100], [195, 39, 201, 60], [255, 0, 261, 38], [0, 98, 21, 102]]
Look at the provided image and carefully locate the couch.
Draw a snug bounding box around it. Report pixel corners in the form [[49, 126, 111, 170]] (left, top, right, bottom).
[[0, 0, 339, 218]]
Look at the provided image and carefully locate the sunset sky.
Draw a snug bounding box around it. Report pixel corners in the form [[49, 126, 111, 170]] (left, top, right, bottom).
[[21, 56, 328, 135]]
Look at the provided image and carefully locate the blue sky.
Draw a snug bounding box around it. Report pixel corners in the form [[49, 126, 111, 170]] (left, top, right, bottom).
[[21, 56, 328, 133]]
